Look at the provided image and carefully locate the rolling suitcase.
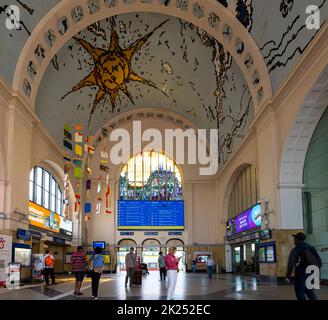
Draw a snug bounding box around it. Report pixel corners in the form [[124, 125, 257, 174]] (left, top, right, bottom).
[[134, 269, 142, 286]]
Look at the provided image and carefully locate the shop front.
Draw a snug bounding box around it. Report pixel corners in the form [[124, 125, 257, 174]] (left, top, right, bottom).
[[226, 203, 263, 274], [28, 201, 73, 274]]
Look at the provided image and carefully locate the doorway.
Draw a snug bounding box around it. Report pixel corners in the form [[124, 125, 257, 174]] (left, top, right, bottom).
[[142, 238, 161, 271], [232, 241, 259, 274]]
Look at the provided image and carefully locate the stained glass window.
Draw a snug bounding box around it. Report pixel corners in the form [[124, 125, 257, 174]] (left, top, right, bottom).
[[120, 151, 182, 200]]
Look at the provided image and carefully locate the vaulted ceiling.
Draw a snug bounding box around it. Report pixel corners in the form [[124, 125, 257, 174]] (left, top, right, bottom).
[[0, 0, 327, 168]]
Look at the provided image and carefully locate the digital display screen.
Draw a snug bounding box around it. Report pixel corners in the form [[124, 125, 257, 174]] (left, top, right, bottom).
[[17, 229, 31, 241], [226, 204, 261, 238], [93, 241, 106, 249], [117, 200, 184, 230]]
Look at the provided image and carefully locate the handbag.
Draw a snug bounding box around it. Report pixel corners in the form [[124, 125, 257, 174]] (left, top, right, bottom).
[[93, 266, 104, 274]]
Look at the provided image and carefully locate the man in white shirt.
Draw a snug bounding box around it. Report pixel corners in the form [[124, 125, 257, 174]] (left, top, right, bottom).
[[207, 255, 215, 279]]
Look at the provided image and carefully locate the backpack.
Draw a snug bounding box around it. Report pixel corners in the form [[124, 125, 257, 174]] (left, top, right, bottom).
[[300, 246, 322, 269], [45, 255, 54, 267]]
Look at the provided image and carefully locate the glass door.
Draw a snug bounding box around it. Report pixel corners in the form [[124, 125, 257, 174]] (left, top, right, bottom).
[[232, 246, 242, 273]]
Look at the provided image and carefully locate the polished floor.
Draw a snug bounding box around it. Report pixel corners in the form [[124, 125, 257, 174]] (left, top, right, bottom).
[[0, 272, 327, 300]]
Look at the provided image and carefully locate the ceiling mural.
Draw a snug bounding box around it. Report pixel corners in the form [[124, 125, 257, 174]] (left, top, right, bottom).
[[36, 13, 254, 168], [0, 0, 327, 94], [227, 0, 328, 92]]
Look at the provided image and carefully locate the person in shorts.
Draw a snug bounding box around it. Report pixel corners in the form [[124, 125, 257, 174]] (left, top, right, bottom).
[[70, 246, 87, 296]]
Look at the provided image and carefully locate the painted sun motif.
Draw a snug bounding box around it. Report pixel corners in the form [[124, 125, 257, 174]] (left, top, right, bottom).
[[61, 19, 169, 125]]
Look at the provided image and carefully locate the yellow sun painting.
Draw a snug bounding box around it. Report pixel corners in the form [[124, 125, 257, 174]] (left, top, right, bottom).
[[61, 19, 169, 125]]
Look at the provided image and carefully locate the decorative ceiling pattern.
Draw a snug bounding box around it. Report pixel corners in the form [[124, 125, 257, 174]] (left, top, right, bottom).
[[0, 0, 327, 96], [224, 0, 328, 92], [36, 13, 254, 167], [0, 0, 60, 85]]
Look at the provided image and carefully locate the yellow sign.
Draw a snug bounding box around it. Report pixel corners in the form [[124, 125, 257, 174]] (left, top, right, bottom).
[[28, 201, 60, 233]]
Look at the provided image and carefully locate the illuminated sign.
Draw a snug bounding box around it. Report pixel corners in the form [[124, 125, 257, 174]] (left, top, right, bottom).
[[28, 201, 72, 237], [118, 200, 184, 230], [226, 204, 261, 238]]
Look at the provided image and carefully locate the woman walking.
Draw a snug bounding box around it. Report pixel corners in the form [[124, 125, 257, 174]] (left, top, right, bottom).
[[165, 246, 180, 300], [91, 247, 104, 300]]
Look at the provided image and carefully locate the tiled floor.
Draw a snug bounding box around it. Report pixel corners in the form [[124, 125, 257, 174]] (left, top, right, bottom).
[[0, 272, 327, 300]]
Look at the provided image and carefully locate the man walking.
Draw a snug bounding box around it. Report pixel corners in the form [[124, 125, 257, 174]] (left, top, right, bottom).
[[125, 247, 136, 287], [70, 246, 87, 296], [43, 249, 56, 285], [158, 251, 166, 281], [286, 232, 322, 300]]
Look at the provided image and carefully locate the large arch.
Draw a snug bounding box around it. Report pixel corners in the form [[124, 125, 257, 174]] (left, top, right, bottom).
[[13, 0, 272, 114], [221, 162, 256, 222], [279, 64, 328, 229]]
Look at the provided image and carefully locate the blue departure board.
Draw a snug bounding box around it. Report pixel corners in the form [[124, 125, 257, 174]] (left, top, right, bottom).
[[117, 200, 184, 230]]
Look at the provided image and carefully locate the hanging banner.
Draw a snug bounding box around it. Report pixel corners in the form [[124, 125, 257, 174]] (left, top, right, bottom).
[[63, 124, 72, 150], [0, 234, 12, 287], [84, 144, 95, 154]]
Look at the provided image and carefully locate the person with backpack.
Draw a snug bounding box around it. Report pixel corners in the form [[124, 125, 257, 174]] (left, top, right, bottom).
[[286, 232, 322, 300], [43, 249, 56, 285], [70, 246, 87, 296], [90, 247, 104, 300]]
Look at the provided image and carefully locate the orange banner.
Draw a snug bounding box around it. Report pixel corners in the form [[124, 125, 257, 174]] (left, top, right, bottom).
[[28, 201, 60, 233]]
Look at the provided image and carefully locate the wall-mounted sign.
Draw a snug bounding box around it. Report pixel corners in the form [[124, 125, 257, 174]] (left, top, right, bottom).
[[60, 218, 73, 237], [17, 229, 31, 241], [168, 232, 183, 236], [144, 232, 158, 236], [53, 237, 65, 245], [0, 234, 12, 287], [28, 201, 72, 238], [226, 204, 261, 238], [120, 232, 135, 236], [258, 241, 277, 263]]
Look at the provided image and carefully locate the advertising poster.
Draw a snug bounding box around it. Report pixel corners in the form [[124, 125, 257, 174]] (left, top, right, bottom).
[[32, 254, 44, 281], [29, 201, 73, 238], [29, 201, 60, 233], [6, 263, 20, 289], [0, 234, 12, 287], [227, 204, 261, 238]]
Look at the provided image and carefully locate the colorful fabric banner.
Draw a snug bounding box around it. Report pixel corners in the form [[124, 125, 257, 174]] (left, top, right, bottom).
[[74, 167, 83, 178], [100, 164, 109, 173], [75, 132, 83, 143], [84, 144, 95, 154], [84, 202, 91, 213], [75, 144, 83, 156]]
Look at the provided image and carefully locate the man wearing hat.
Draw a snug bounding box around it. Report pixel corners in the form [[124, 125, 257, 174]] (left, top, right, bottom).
[[286, 232, 322, 300]]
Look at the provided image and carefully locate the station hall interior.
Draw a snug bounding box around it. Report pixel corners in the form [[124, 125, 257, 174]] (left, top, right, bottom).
[[0, 0, 327, 300]]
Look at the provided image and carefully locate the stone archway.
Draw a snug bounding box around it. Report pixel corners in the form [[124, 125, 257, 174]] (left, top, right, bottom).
[[279, 65, 328, 229], [13, 0, 272, 114]]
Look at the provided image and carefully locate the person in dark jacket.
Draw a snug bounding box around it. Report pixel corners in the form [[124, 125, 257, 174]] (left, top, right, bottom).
[[286, 232, 322, 300]]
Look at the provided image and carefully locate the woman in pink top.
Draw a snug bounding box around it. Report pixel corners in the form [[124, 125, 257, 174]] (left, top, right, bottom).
[[165, 246, 180, 300]]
